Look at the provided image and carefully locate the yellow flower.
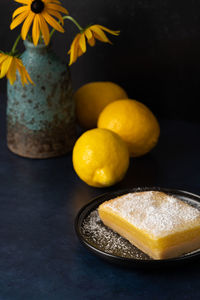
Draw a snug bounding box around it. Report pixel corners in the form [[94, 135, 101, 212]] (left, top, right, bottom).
[[68, 24, 120, 65], [10, 0, 68, 46], [0, 53, 33, 86]]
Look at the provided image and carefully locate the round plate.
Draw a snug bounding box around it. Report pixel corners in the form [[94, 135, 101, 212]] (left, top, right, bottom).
[[75, 187, 200, 267]]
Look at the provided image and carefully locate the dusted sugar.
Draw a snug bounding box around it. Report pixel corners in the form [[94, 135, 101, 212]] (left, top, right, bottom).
[[98, 191, 200, 259], [81, 210, 149, 259], [103, 191, 200, 238]]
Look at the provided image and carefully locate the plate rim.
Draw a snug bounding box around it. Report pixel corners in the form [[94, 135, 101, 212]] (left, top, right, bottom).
[[74, 187, 200, 266]]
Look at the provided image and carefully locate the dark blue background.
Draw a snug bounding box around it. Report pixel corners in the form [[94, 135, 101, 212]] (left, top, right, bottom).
[[1, 94, 200, 299], [1, 0, 200, 121]]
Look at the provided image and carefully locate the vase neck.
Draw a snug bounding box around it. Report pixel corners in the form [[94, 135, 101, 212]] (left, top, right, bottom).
[[24, 40, 50, 54]]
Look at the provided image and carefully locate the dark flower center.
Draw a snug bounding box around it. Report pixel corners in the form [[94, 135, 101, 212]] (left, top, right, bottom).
[[31, 0, 44, 13]]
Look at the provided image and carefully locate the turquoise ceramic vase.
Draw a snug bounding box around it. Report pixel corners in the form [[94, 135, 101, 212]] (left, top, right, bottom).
[[7, 40, 76, 158]]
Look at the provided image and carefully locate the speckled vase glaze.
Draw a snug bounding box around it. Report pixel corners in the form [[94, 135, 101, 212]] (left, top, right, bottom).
[[7, 40, 76, 158]]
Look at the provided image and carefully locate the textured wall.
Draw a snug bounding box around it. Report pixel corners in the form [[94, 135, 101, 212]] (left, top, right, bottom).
[[0, 0, 200, 121]]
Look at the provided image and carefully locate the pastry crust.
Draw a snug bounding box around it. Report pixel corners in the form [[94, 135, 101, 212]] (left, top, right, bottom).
[[98, 191, 200, 259]]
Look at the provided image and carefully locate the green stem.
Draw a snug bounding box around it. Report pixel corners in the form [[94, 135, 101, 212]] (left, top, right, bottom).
[[11, 34, 21, 55], [65, 16, 83, 31], [50, 15, 83, 39]]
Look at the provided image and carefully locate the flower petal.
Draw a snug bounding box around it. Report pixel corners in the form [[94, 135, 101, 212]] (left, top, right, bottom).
[[42, 11, 64, 32], [14, 0, 29, 4], [12, 5, 29, 19], [21, 11, 35, 40], [68, 34, 79, 54], [46, 3, 68, 15], [0, 56, 13, 79], [6, 58, 17, 85], [77, 47, 83, 58], [10, 10, 29, 30], [46, 8, 64, 25], [16, 58, 33, 85], [85, 29, 96, 47], [32, 14, 40, 46], [68, 34, 80, 66], [38, 15, 50, 45], [16, 62, 27, 86], [17, 59, 34, 85], [98, 25, 120, 36], [79, 33, 86, 53], [90, 25, 111, 43], [0, 54, 8, 65], [85, 28, 92, 39], [24, 67, 34, 84]]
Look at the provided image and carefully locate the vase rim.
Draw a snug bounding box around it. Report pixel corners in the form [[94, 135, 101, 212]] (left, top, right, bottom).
[[24, 39, 50, 49]]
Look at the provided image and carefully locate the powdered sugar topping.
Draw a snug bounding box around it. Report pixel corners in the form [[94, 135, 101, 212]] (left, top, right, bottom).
[[103, 191, 200, 238]]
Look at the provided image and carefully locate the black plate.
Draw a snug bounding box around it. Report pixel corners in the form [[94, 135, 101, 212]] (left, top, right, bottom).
[[75, 187, 200, 268]]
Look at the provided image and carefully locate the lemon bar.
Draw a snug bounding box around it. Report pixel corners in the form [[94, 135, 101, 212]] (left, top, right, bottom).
[[98, 191, 200, 259]]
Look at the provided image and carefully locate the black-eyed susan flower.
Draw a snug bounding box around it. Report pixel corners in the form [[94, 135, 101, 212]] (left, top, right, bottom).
[[10, 0, 68, 46], [68, 24, 120, 65], [0, 53, 33, 86]]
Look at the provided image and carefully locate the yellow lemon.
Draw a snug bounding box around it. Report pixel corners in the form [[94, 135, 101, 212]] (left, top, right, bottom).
[[74, 81, 128, 129], [72, 128, 129, 187], [98, 99, 160, 157]]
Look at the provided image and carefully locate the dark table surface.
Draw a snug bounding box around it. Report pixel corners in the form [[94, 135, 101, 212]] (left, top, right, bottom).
[[0, 92, 200, 300]]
